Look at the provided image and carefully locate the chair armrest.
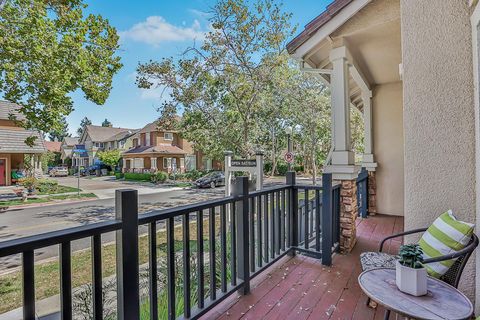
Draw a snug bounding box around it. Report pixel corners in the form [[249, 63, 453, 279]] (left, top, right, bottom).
[[379, 228, 428, 252]]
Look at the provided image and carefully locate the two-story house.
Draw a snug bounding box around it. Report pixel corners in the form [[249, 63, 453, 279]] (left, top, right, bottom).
[[77, 125, 137, 166], [122, 122, 197, 173], [59, 136, 79, 165], [0, 101, 46, 186]]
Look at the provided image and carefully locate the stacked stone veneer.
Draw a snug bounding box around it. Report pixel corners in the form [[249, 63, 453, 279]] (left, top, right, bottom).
[[368, 171, 377, 215], [339, 179, 358, 253]]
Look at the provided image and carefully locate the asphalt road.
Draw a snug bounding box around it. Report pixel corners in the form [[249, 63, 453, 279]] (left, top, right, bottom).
[[0, 187, 225, 272]]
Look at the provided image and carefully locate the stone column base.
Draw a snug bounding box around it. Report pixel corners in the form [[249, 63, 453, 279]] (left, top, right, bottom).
[[339, 179, 358, 253], [368, 171, 377, 215]]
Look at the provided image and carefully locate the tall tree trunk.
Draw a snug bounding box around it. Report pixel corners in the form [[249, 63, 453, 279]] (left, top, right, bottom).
[[312, 151, 317, 185]]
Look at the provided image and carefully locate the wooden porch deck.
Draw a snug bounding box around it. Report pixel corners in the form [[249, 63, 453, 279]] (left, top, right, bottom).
[[201, 214, 404, 320]]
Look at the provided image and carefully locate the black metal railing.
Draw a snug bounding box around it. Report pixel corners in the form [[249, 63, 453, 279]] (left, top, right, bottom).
[[357, 167, 369, 218], [0, 171, 341, 320]]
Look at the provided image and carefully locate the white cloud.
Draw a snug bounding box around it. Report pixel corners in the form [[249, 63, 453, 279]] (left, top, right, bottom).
[[120, 16, 206, 46], [139, 83, 172, 101]]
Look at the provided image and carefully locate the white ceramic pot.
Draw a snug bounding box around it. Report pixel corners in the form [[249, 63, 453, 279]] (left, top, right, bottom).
[[395, 260, 427, 296]]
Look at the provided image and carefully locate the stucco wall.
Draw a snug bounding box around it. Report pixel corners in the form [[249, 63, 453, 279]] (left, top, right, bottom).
[[401, 0, 476, 301], [372, 82, 404, 216]]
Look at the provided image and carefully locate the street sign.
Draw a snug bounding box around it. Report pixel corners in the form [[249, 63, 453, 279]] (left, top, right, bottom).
[[284, 152, 294, 163], [231, 159, 257, 167], [73, 149, 84, 153]]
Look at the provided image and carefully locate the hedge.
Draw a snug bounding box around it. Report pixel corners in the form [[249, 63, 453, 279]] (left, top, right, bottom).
[[115, 172, 124, 179], [124, 172, 152, 181]]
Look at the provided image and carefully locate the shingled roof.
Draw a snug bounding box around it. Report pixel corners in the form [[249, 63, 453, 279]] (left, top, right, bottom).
[[63, 137, 79, 146], [0, 100, 26, 121], [84, 125, 136, 143], [0, 129, 46, 153], [123, 144, 187, 155]]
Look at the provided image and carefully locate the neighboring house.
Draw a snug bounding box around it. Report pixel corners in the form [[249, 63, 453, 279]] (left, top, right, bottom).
[[0, 101, 46, 186], [60, 136, 79, 165], [122, 121, 206, 173], [44, 141, 61, 153], [287, 0, 480, 309], [78, 125, 137, 166]]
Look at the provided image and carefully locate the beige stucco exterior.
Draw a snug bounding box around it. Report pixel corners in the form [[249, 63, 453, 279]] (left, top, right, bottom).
[[401, 0, 476, 301], [372, 82, 404, 216]]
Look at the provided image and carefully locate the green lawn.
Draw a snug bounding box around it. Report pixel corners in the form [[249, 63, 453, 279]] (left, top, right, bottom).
[[37, 185, 81, 195], [0, 193, 96, 207]]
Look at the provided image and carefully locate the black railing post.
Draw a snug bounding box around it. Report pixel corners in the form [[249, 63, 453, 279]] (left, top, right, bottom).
[[233, 176, 250, 295], [322, 173, 333, 266], [115, 189, 140, 320], [286, 171, 298, 256]]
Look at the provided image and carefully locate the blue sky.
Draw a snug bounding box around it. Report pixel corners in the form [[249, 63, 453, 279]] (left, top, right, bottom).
[[67, 0, 332, 136]]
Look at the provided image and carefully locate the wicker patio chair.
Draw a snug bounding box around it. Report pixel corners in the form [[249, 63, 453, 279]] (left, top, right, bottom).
[[360, 228, 478, 318]]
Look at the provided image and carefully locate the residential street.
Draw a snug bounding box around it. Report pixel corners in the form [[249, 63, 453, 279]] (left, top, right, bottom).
[[0, 187, 225, 272]]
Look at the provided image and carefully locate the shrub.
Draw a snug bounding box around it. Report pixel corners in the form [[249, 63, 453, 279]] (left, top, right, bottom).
[[36, 179, 59, 193], [276, 162, 288, 176], [124, 172, 152, 181], [19, 177, 38, 189], [151, 171, 168, 183], [115, 172, 124, 179], [263, 162, 273, 174], [294, 164, 304, 172], [168, 173, 187, 181], [184, 170, 205, 181]]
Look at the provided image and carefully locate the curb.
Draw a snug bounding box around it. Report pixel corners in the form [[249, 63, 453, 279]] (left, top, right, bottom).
[[0, 197, 99, 212]]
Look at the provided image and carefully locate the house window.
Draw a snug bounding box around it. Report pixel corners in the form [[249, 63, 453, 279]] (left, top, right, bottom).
[[145, 132, 150, 146], [133, 138, 138, 147], [164, 132, 173, 141]]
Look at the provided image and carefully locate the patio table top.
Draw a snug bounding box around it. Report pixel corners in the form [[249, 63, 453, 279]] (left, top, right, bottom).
[[358, 268, 473, 320]]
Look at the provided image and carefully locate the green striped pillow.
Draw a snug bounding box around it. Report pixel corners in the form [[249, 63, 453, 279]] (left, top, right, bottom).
[[419, 210, 474, 278]]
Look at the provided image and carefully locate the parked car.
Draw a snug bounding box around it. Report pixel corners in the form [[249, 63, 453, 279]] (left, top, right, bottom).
[[195, 171, 225, 188], [49, 167, 68, 177]]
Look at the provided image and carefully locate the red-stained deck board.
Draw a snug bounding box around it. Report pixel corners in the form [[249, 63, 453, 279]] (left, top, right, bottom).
[[200, 214, 403, 320]]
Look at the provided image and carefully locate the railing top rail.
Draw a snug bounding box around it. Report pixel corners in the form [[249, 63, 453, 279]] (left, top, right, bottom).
[[138, 195, 237, 224], [247, 185, 289, 197], [294, 185, 323, 191], [0, 220, 122, 257]]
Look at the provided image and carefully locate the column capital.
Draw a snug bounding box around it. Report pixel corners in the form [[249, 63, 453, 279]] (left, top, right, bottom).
[[329, 46, 352, 63]]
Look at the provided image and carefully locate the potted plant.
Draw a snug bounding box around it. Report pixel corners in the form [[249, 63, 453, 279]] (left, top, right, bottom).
[[396, 244, 427, 296]]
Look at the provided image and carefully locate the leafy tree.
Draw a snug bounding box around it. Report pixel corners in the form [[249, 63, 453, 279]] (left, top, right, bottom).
[[48, 116, 71, 141], [101, 118, 112, 127], [97, 149, 121, 169], [136, 0, 294, 159], [77, 117, 92, 137], [0, 0, 122, 144]]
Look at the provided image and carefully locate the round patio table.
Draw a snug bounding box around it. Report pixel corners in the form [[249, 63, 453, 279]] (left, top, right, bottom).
[[358, 268, 473, 320]]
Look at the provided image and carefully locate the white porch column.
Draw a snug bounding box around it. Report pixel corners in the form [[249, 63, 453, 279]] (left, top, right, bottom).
[[324, 46, 360, 180], [361, 92, 377, 171]]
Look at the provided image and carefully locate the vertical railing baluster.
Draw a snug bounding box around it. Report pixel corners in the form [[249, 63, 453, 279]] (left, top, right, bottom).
[[280, 189, 286, 251], [256, 195, 262, 267], [275, 191, 281, 255], [60, 242, 72, 320], [23, 250, 35, 320], [286, 188, 291, 248], [183, 213, 191, 318], [209, 207, 216, 301], [305, 190, 309, 250], [167, 218, 176, 320], [230, 203, 237, 286], [270, 192, 275, 259], [220, 204, 227, 292], [197, 210, 205, 308], [315, 190, 321, 252], [263, 194, 269, 263], [92, 234, 103, 320], [115, 189, 139, 320], [249, 197, 255, 272], [149, 223, 158, 320]]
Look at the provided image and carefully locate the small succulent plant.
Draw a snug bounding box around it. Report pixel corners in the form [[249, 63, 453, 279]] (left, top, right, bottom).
[[398, 244, 424, 269]]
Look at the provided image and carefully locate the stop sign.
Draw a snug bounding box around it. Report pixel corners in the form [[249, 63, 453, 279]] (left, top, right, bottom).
[[284, 152, 294, 163]]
